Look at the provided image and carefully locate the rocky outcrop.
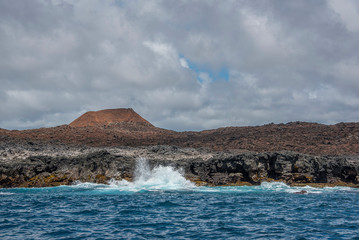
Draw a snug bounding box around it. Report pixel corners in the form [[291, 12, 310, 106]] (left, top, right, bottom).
[[1, 144, 358, 188], [177, 152, 359, 186]]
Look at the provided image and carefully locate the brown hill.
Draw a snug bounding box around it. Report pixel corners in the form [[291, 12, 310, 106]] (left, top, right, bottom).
[[69, 108, 153, 127]]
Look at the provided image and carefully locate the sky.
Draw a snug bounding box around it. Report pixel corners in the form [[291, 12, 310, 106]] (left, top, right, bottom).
[[1, 0, 359, 131]]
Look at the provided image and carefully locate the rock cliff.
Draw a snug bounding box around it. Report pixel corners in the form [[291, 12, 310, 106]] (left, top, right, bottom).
[[0, 143, 358, 188]]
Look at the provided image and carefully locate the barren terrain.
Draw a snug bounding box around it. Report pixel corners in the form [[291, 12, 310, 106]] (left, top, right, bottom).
[[1, 108, 359, 156]]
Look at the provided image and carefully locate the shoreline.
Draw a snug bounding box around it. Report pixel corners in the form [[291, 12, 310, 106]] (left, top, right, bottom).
[[2, 179, 359, 189]]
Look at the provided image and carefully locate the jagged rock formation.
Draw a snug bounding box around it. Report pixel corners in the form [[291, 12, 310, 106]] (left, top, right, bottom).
[[0, 144, 358, 188]]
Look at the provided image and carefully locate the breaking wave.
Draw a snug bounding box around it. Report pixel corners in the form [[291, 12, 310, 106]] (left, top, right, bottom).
[[107, 157, 195, 192], [67, 158, 359, 194]]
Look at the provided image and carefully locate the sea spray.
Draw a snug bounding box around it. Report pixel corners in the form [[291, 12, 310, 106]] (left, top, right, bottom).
[[108, 157, 195, 191], [134, 157, 152, 182], [69, 157, 359, 194]]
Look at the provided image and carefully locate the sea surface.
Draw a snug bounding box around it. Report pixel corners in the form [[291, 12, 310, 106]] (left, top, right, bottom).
[[1, 159, 359, 239]]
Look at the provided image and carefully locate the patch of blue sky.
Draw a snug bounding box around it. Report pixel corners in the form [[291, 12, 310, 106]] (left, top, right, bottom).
[[179, 54, 229, 83], [114, 0, 125, 7]]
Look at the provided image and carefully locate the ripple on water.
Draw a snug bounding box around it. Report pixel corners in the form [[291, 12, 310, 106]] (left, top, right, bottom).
[[1, 172, 359, 239]]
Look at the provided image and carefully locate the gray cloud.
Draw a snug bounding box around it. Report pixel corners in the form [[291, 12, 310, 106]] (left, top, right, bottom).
[[0, 0, 359, 131]]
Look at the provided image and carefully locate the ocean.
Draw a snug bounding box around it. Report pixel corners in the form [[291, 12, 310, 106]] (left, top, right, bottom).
[[1, 159, 359, 239]]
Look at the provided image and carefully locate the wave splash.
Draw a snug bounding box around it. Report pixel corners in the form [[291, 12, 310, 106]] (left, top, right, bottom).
[[67, 158, 359, 194], [107, 157, 195, 192], [196, 181, 359, 194]]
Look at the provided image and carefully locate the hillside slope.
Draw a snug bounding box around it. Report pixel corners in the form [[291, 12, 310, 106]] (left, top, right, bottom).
[[1, 109, 359, 156]]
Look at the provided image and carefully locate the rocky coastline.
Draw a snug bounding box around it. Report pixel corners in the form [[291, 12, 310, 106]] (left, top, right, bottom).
[[1, 142, 358, 188], [1, 109, 359, 188]]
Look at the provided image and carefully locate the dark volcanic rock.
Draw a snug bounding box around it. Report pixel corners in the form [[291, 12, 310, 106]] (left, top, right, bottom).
[[1, 143, 358, 188], [0, 149, 135, 188]]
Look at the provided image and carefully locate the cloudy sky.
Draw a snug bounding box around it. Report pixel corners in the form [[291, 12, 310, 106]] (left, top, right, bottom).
[[1, 0, 359, 131]]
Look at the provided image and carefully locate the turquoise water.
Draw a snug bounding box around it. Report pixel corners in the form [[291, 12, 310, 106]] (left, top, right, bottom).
[[1, 160, 359, 239]]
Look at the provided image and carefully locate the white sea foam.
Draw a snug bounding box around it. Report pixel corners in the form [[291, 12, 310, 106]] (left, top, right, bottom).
[[256, 181, 359, 194], [71, 181, 108, 189], [195, 181, 359, 194], [0, 192, 14, 195], [257, 181, 317, 194], [107, 157, 195, 192]]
